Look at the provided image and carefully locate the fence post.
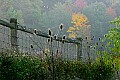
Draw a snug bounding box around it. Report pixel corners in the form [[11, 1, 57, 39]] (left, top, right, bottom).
[[76, 38, 82, 61], [10, 18, 18, 52]]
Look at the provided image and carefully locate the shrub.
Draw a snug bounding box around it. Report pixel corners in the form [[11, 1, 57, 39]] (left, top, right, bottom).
[[0, 52, 116, 80], [52, 59, 115, 80], [0, 54, 46, 80]]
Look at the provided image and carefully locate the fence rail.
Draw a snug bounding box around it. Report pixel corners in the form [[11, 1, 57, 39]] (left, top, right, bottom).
[[0, 18, 82, 60]]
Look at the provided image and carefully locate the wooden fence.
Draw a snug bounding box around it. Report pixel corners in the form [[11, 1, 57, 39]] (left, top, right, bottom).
[[0, 18, 82, 60]]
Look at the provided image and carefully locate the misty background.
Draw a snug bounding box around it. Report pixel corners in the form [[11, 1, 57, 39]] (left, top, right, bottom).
[[0, 0, 120, 39]]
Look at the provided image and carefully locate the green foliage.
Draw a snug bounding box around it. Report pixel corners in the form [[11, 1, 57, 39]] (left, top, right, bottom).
[[7, 6, 24, 24], [0, 52, 115, 80], [0, 54, 46, 80], [54, 59, 115, 80], [103, 17, 120, 54]]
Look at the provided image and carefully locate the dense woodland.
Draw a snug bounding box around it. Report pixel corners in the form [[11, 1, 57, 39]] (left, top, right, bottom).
[[0, 0, 120, 39]]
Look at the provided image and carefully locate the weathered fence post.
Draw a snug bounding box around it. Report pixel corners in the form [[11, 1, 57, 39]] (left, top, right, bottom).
[[76, 38, 82, 61], [10, 18, 18, 52]]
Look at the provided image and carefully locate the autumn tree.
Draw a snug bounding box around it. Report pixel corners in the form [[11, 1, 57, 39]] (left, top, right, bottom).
[[73, 0, 87, 12], [67, 13, 90, 39], [106, 7, 116, 18]]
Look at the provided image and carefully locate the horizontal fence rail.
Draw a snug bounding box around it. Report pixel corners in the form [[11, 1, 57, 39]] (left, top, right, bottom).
[[0, 18, 82, 60]]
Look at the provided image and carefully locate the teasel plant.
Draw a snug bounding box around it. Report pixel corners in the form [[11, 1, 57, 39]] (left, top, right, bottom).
[[48, 28, 56, 80], [47, 24, 66, 79], [48, 28, 54, 59], [88, 35, 95, 60], [59, 23, 64, 30], [30, 44, 37, 55], [87, 41, 91, 64], [58, 23, 64, 37], [34, 29, 37, 35], [83, 36, 91, 63], [54, 34, 60, 59], [48, 28, 53, 58], [61, 35, 66, 59], [90, 35, 95, 60], [96, 37, 105, 65], [99, 37, 103, 62]]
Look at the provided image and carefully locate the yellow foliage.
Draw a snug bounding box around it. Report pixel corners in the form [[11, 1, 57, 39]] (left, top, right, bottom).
[[67, 13, 90, 38], [67, 27, 75, 32], [68, 32, 76, 38], [72, 13, 88, 27], [76, 26, 79, 30]]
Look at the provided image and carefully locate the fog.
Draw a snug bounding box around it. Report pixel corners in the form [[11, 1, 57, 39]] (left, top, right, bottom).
[[0, 0, 120, 39]]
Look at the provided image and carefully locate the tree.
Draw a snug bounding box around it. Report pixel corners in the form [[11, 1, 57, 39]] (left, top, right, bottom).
[[73, 0, 87, 12], [13, 0, 43, 27], [82, 2, 113, 38], [106, 7, 116, 18], [0, 0, 13, 18], [0, 0, 24, 24], [7, 6, 24, 24], [113, 4, 120, 17], [41, 1, 73, 34], [103, 17, 120, 54], [67, 13, 90, 39], [42, 0, 59, 10]]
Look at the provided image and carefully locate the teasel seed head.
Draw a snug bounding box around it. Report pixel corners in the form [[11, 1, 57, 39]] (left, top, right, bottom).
[[48, 28, 52, 36], [59, 23, 63, 30]]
